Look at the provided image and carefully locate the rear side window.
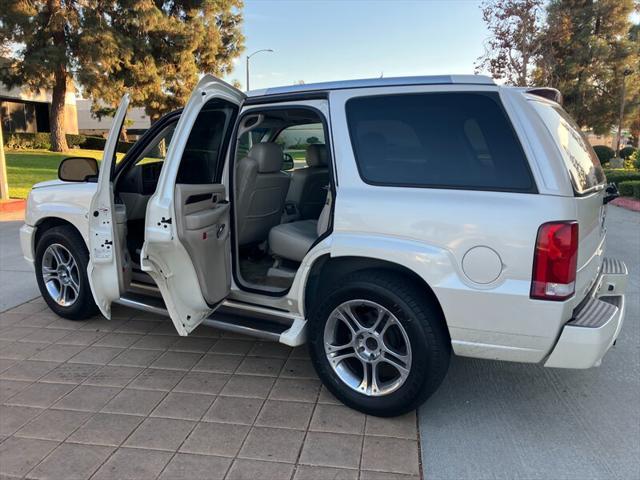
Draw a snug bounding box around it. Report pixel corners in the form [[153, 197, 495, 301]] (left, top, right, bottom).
[[530, 101, 605, 195], [346, 92, 535, 192], [178, 98, 237, 184]]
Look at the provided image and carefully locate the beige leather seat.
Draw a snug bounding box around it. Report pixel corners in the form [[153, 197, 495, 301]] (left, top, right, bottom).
[[285, 144, 330, 220], [236, 143, 291, 246], [268, 193, 331, 262]]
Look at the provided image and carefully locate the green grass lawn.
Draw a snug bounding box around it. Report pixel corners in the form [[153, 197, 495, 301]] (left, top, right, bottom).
[[5, 149, 122, 199]]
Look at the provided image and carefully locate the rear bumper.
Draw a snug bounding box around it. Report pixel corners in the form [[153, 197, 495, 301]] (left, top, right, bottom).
[[545, 258, 628, 369]]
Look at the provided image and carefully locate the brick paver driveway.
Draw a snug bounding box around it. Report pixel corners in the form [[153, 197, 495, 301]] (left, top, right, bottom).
[[0, 300, 421, 479]]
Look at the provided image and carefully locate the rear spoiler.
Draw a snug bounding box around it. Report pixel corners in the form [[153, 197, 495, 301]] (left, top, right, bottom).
[[526, 87, 563, 105]]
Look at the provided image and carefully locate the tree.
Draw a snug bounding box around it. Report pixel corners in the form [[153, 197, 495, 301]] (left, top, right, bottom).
[[536, 0, 639, 134], [0, 1, 244, 152], [0, 1, 81, 151], [475, 0, 545, 86], [78, 0, 244, 123]]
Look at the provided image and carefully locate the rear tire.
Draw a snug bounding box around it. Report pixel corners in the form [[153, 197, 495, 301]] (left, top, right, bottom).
[[35, 225, 99, 320], [308, 270, 450, 417]]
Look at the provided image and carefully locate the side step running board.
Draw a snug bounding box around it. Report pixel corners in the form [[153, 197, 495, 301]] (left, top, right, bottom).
[[115, 293, 289, 342]]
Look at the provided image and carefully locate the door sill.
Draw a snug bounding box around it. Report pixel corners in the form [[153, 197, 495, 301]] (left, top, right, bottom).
[[115, 292, 292, 342]]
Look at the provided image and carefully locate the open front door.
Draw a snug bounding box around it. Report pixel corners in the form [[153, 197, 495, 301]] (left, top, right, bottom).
[[87, 94, 130, 318], [141, 76, 245, 335]]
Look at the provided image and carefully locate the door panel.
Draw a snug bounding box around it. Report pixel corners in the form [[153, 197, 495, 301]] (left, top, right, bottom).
[[175, 183, 231, 305], [87, 94, 130, 318], [141, 75, 245, 335]]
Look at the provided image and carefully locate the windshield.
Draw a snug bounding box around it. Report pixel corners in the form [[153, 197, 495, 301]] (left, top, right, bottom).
[[531, 100, 605, 195]]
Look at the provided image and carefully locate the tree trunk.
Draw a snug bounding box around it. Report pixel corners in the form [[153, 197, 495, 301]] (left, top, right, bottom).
[[48, 0, 68, 152], [49, 68, 68, 152]]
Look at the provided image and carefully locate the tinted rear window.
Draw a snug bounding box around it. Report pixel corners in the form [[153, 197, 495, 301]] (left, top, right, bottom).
[[530, 101, 605, 195], [346, 92, 535, 192]]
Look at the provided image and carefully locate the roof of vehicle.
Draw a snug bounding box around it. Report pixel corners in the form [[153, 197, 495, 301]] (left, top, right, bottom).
[[247, 74, 495, 97]]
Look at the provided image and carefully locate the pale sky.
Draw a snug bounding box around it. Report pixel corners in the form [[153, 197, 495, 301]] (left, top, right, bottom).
[[223, 0, 493, 90]]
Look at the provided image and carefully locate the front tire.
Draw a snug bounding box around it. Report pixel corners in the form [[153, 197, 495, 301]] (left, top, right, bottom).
[[35, 225, 99, 320], [308, 270, 450, 417]]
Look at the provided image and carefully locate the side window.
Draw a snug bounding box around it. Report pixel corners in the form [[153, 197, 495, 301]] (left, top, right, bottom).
[[346, 92, 535, 192], [178, 99, 237, 184], [530, 101, 605, 194], [275, 123, 325, 170], [131, 122, 177, 168]]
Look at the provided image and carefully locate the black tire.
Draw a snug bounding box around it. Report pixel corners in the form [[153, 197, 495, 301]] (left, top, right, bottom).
[[308, 270, 451, 417], [35, 225, 99, 320]]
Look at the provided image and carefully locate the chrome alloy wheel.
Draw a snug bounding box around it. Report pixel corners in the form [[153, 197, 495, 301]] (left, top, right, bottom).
[[41, 244, 80, 307], [324, 299, 413, 396]]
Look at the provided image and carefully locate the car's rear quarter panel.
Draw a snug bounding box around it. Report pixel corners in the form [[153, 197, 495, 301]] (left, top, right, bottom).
[[328, 85, 586, 363]]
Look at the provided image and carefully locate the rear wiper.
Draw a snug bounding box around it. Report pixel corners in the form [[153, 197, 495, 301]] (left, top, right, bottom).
[[603, 183, 619, 205]]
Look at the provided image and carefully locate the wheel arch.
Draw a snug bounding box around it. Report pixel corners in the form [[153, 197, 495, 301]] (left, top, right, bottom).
[[34, 217, 86, 254], [303, 254, 450, 339]]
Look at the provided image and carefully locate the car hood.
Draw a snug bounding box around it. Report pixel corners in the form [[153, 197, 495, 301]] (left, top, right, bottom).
[[32, 179, 70, 189]]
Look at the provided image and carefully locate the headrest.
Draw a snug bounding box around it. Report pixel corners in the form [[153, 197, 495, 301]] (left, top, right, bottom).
[[306, 144, 328, 167], [247, 143, 284, 173]]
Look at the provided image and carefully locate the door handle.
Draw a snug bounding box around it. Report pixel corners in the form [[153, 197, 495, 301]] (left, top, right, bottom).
[[217, 224, 226, 238]]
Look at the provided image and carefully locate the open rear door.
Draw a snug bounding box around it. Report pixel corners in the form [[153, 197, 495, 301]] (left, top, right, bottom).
[[87, 94, 130, 318], [141, 76, 245, 335]]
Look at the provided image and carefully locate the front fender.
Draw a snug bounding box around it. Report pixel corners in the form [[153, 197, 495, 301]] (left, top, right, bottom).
[[26, 183, 95, 244]]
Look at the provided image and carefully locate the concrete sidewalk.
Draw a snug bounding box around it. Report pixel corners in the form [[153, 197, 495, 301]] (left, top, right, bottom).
[[0, 212, 39, 312]]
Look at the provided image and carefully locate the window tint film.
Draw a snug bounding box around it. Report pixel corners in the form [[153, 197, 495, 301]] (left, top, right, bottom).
[[530, 101, 605, 194], [346, 92, 534, 192], [178, 99, 237, 184]]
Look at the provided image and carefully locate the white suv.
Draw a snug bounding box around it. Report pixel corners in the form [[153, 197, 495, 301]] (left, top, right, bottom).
[[20, 75, 628, 416]]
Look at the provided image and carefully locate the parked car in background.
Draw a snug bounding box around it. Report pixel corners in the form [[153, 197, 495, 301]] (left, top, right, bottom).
[[20, 75, 628, 416]]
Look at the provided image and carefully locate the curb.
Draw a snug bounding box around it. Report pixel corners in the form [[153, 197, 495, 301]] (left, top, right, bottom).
[[611, 197, 640, 212], [0, 199, 26, 213]]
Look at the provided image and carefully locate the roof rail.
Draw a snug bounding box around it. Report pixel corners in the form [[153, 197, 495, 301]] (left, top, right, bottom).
[[525, 87, 563, 105], [248, 75, 495, 97]]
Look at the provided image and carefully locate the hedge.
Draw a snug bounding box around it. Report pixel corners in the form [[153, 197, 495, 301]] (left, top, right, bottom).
[[618, 180, 640, 199], [593, 145, 615, 164], [3, 131, 134, 153], [619, 146, 636, 159], [603, 170, 640, 186]]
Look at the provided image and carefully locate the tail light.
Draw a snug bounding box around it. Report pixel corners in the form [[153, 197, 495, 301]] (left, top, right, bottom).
[[531, 221, 578, 301]]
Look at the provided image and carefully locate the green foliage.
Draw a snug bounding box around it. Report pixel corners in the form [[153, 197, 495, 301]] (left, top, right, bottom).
[[619, 146, 636, 159], [3, 132, 132, 153], [306, 136, 321, 145], [604, 170, 640, 186], [77, 1, 245, 121], [618, 180, 640, 199], [77, 136, 135, 154], [631, 149, 640, 170], [4, 133, 86, 150], [593, 145, 615, 164], [536, 0, 640, 134], [475, 0, 545, 86], [0, 0, 245, 144]]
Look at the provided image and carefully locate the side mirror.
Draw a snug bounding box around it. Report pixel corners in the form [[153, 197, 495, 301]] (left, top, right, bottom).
[[58, 157, 99, 182], [282, 153, 294, 171]]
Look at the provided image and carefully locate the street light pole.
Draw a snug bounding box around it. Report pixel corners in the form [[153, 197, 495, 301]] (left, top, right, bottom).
[[245, 49, 274, 92], [615, 68, 633, 156]]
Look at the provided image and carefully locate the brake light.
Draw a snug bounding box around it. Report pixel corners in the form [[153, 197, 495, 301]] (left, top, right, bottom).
[[531, 221, 578, 301]]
